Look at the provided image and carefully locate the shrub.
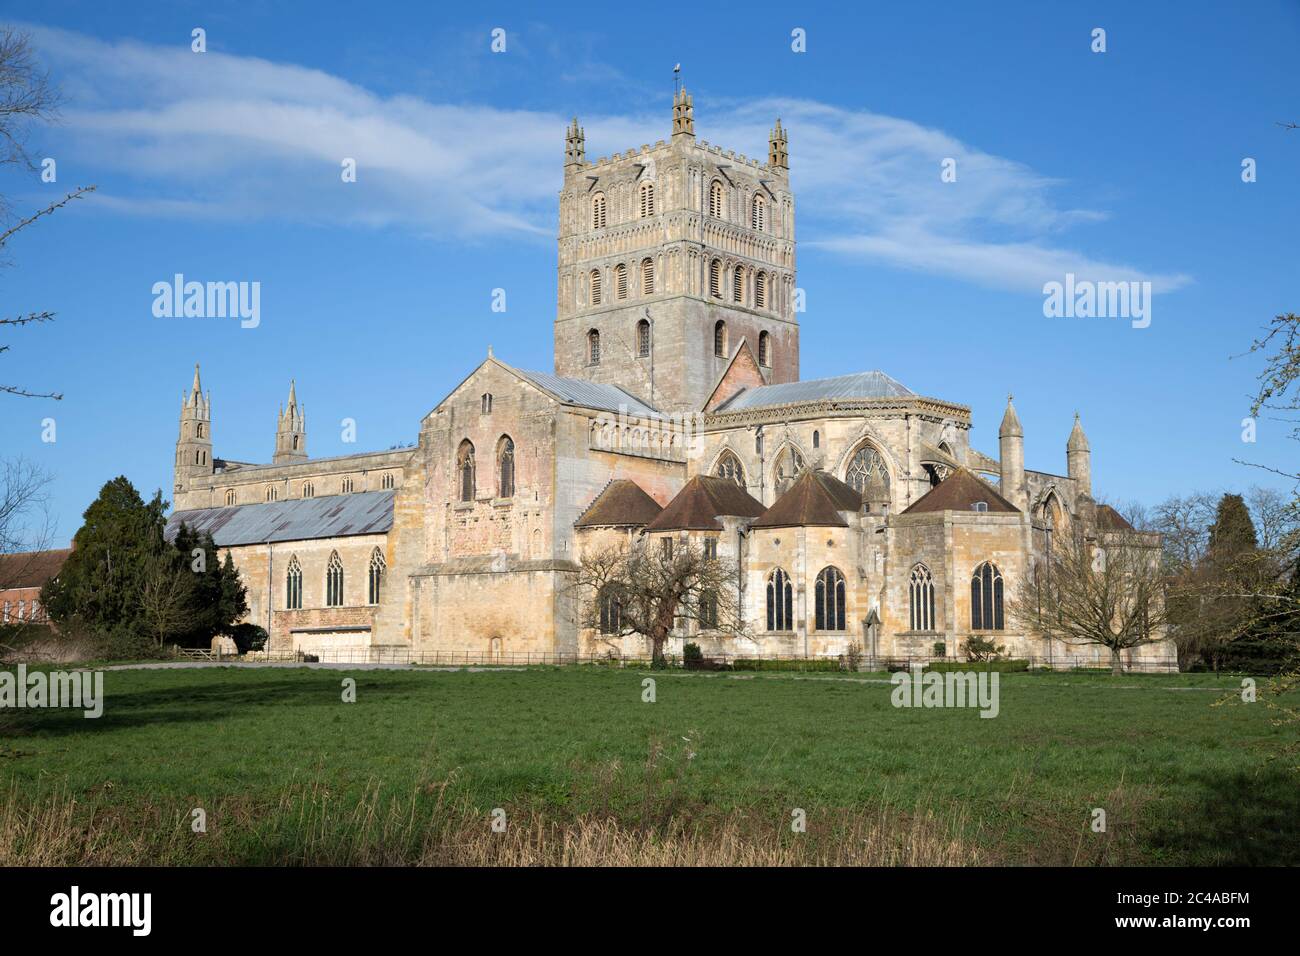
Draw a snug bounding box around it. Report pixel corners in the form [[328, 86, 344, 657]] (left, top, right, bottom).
[[231, 623, 268, 655], [731, 658, 842, 672], [932, 642, 946, 657], [963, 635, 1006, 662], [926, 659, 1029, 673]]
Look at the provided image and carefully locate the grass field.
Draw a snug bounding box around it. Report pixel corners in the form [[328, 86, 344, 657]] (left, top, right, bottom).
[[1, 664, 1296, 865]]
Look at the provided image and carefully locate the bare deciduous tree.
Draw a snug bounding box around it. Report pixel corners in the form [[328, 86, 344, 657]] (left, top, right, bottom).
[[1009, 526, 1169, 675], [137, 560, 196, 648], [571, 539, 750, 665]]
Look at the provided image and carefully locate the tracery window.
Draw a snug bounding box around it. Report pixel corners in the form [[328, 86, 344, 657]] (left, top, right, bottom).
[[970, 561, 1005, 630], [368, 547, 385, 604], [457, 440, 475, 502], [910, 564, 935, 632], [766, 568, 793, 631], [286, 555, 303, 609], [714, 451, 745, 487], [846, 444, 890, 495], [497, 435, 515, 498], [325, 550, 344, 607]]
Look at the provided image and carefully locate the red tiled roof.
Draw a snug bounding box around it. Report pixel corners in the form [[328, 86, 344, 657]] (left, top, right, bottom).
[[574, 479, 663, 528], [645, 475, 766, 532], [0, 548, 73, 591], [901, 468, 1020, 515], [752, 469, 862, 529]]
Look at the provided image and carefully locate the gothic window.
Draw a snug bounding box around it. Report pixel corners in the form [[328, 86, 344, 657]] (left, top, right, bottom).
[[639, 181, 655, 217], [641, 258, 654, 295], [812, 430, 820, 449], [590, 269, 602, 306], [599, 586, 623, 634], [292, 436, 299, 450], [970, 561, 1005, 631], [910, 564, 935, 632], [265, 485, 278, 502], [732, 266, 744, 303], [225, 489, 236, 506], [709, 180, 724, 219], [709, 259, 722, 298], [714, 320, 727, 357], [774, 446, 805, 495], [481, 392, 493, 414], [286, 556, 303, 610], [637, 318, 651, 357], [699, 589, 718, 629], [592, 192, 607, 229], [751, 193, 766, 231], [195, 450, 201, 464], [815, 566, 846, 631], [615, 262, 628, 300], [714, 451, 745, 487], [497, 435, 515, 498], [766, 568, 793, 631], [326, 550, 344, 607], [303, 481, 314, 498], [588, 329, 601, 365], [755, 272, 767, 309], [457, 440, 475, 502], [197, 423, 204, 438], [758, 330, 771, 367], [341, 476, 354, 494], [368, 547, 385, 605], [381, 473, 395, 490], [846, 444, 891, 495]]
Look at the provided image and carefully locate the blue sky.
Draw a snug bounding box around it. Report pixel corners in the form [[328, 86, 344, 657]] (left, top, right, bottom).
[[1, 0, 1297, 546]]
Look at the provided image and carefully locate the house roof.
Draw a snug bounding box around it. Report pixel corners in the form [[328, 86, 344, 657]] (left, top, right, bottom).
[[752, 469, 863, 529], [0, 548, 73, 590], [574, 479, 663, 528], [713, 370, 913, 411], [645, 475, 766, 532], [1097, 504, 1134, 531], [165, 490, 395, 547], [901, 468, 1020, 515], [516, 368, 659, 417]]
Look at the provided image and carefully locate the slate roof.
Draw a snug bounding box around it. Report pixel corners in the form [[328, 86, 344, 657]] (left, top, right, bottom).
[[713, 370, 914, 411], [516, 369, 659, 417], [752, 470, 863, 529], [165, 491, 395, 547], [574, 479, 663, 528], [645, 475, 766, 532], [901, 468, 1020, 515], [0, 548, 73, 590]]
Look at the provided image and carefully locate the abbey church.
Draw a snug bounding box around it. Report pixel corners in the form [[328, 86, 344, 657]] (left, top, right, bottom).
[[165, 89, 1176, 670]]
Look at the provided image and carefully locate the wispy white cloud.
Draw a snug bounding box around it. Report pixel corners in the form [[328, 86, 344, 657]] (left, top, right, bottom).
[[26, 25, 1189, 292]]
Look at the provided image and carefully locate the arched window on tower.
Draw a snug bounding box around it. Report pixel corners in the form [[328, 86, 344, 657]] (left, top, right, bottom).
[[714, 451, 745, 487], [766, 568, 793, 631], [225, 489, 236, 506], [709, 180, 725, 219], [755, 272, 767, 310], [497, 435, 515, 498], [713, 320, 727, 357], [590, 269, 602, 306], [970, 561, 1005, 631], [815, 566, 846, 631], [587, 329, 601, 365], [592, 192, 606, 229], [639, 181, 655, 217], [641, 257, 654, 295], [286, 555, 302, 609], [457, 440, 475, 502], [326, 550, 344, 607], [636, 318, 651, 358], [910, 564, 935, 632], [368, 547, 386, 605], [732, 266, 744, 303], [709, 258, 722, 298], [614, 262, 628, 300], [758, 330, 771, 367], [751, 193, 767, 231]]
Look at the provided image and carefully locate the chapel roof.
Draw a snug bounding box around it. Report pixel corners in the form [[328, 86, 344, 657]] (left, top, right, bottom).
[[901, 468, 1020, 515], [712, 370, 914, 411], [751, 469, 863, 529], [574, 479, 663, 528], [645, 475, 766, 532]]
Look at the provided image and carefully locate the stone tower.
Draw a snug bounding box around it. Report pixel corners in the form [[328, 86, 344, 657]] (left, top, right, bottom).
[[554, 88, 798, 412], [175, 363, 212, 494], [273, 379, 307, 464], [1067, 413, 1091, 498], [998, 394, 1028, 510]]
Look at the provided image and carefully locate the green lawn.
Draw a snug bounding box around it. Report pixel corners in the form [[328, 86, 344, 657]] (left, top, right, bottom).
[[1, 665, 1296, 865]]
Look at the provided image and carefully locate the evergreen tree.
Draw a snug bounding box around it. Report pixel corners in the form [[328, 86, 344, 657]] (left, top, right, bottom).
[[1206, 493, 1259, 562]]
